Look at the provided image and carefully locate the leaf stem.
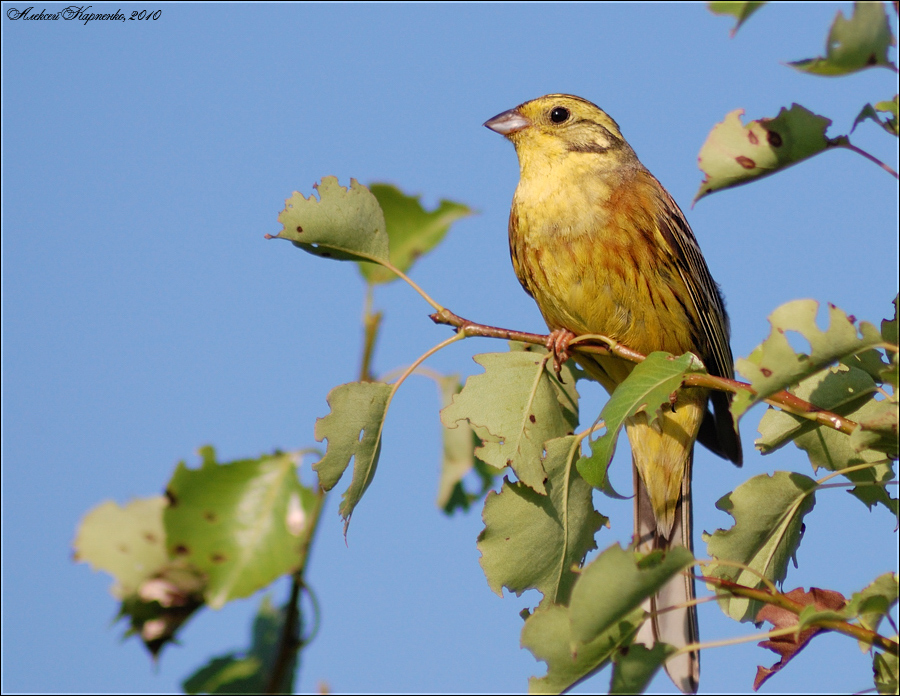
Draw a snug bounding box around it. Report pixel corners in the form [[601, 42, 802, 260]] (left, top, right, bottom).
[[374, 257, 444, 312], [360, 285, 383, 383], [266, 482, 327, 694], [835, 139, 899, 179]]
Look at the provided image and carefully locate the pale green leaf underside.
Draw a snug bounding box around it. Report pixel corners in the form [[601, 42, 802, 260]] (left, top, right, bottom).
[[477, 435, 604, 606], [703, 471, 817, 622], [73, 496, 168, 598], [313, 381, 393, 531], [569, 543, 695, 645], [272, 176, 389, 263], [441, 346, 579, 494]]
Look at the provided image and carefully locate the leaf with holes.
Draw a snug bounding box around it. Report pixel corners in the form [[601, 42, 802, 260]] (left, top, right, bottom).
[[313, 381, 393, 532], [694, 105, 833, 202], [732, 299, 884, 418], [703, 471, 817, 622]]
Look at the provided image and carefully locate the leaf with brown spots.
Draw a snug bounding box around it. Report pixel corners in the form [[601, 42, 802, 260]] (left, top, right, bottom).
[[732, 299, 884, 418], [165, 446, 318, 609], [269, 176, 389, 264], [694, 105, 832, 202], [753, 587, 847, 690]]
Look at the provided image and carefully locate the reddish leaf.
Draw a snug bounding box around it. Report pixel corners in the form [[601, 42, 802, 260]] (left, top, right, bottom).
[[753, 587, 847, 690]]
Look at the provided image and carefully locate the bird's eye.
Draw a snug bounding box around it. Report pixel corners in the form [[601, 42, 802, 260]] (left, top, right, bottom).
[[550, 107, 570, 123]]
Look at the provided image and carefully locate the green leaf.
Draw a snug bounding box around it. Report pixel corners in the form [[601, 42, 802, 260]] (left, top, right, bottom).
[[610, 642, 677, 695], [756, 364, 877, 454], [694, 105, 833, 202], [708, 1, 766, 36], [792, 396, 897, 516], [522, 603, 644, 695], [849, 394, 899, 457], [358, 184, 472, 285], [733, 299, 884, 418], [569, 543, 695, 645], [577, 352, 704, 489], [313, 381, 393, 532], [853, 96, 900, 137], [270, 177, 389, 264], [477, 435, 605, 606], [874, 649, 899, 695], [73, 496, 169, 598], [703, 471, 817, 622], [435, 373, 500, 514], [845, 573, 899, 648], [165, 447, 316, 609], [789, 2, 895, 76], [183, 596, 294, 694], [441, 345, 579, 494]]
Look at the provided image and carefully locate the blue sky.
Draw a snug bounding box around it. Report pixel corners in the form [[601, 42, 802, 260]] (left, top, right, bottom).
[[2, 2, 897, 694]]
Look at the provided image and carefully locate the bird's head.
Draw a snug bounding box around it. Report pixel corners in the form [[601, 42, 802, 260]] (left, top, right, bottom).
[[484, 94, 633, 169]]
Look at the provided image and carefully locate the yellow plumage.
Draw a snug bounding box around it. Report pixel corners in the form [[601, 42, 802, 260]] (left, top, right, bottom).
[[485, 94, 742, 694]]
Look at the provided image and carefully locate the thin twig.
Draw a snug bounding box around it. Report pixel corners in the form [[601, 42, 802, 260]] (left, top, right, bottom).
[[430, 309, 865, 437]]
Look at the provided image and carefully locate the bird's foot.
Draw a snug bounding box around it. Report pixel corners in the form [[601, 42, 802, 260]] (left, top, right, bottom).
[[545, 329, 576, 381]]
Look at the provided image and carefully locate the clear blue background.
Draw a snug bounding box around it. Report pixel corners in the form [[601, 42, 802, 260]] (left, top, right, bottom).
[[2, 2, 897, 694]]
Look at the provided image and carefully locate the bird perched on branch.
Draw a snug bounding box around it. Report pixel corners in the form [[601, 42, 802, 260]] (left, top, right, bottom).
[[485, 94, 742, 694]]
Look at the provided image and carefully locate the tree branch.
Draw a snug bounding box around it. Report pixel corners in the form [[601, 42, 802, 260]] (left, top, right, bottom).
[[430, 309, 862, 436]]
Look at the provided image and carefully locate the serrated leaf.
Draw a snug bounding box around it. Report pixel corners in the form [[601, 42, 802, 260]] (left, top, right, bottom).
[[789, 2, 895, 76], [270, 177, 389, 263], [313, 381, 392, 532], [358, 184, 472, 285], [733, 299, 884, 417], [703, 471, 817, 622], [73, 496, 169, 598], [569, 543, 695, 645], [874, 650, 900, 695], [441, 346, 579, 494], [609, 642, 677, 695], [756, 364, 877, 453], [792, 395, 897, 516], [477, 435, 605, 606], [522, 603, 644, 695], [165, 447, 315, 609], [183, 596, 294, 694], [695, 105, 833, 202], [577, 352, 702, 489], [708, 1, 766, 36], [846, 573, 900, 647], [854, 96, 900, 137]]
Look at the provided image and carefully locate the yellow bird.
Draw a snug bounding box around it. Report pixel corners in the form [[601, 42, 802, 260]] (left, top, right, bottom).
[[485, 94, 742, 694]]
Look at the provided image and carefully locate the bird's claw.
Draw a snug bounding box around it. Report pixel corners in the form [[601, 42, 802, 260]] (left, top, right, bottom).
[[546, 329, 576, 382]]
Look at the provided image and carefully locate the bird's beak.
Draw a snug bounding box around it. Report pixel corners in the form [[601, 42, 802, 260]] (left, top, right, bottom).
[[484, 108, 531, 136]]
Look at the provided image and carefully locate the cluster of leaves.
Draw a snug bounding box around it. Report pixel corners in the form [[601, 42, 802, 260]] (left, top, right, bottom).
[[73, 2, 898, 694]]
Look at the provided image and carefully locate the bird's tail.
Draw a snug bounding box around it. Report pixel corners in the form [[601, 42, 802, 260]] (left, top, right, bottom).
[[633, 450, 699, 695]]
